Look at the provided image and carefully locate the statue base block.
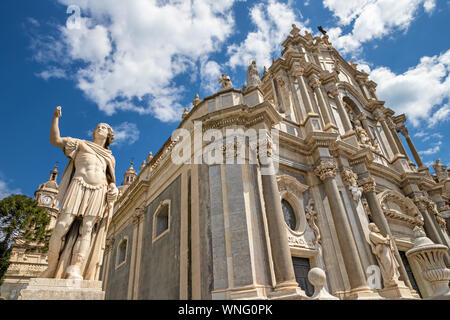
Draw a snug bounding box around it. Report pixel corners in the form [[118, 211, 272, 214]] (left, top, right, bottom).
[[18, 278, 105, 300], [378, 285, 417, 300], [268, 287, 309, 300]]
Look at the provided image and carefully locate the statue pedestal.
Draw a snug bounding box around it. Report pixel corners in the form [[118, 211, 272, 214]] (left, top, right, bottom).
[[378, 284, 417, 300], [18, 278, 105, 300]]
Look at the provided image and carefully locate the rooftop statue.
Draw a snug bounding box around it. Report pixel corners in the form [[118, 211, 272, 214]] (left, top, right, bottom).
[[40, 106, 119, 281], [246, 61, 261, 88], [218, 73, 233, 89]]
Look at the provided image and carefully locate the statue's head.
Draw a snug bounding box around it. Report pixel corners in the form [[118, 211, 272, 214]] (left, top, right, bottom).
[[368, 223, 379, 233], [93, 123, 114, 149]]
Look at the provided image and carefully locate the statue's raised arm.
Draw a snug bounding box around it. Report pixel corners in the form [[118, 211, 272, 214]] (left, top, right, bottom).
[[50, 106, 68, 148]]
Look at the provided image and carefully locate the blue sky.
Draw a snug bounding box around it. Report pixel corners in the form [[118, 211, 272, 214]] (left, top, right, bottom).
[[0, 0, 449, 199]]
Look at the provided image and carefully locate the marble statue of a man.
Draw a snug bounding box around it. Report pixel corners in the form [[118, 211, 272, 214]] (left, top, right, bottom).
[[367, 223, 400, 288], [40, 106, 119, 281]]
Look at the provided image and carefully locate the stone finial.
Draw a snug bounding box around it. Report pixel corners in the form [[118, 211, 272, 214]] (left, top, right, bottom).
[[140, 160, 146, 171], [182, 107, 189, 119], [308, 268, 339, 300], [193, 94, 201, 107], [412, 226, 434, 247], [147, 152, 153, 163], [218, 73, 233, 89], [246, 60, 261, 88]]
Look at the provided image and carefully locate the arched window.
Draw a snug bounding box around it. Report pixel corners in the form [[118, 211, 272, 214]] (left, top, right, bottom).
[[152, 200, 171, 243], [115, 237, 128, 269]]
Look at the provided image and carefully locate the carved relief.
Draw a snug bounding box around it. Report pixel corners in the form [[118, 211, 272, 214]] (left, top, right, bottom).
[[377, 190, 424, 228]]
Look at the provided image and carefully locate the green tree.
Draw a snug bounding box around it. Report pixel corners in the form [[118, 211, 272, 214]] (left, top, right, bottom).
[[0, 195, 51, 285]]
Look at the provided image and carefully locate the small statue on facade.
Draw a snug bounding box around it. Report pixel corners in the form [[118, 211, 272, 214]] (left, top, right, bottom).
[[246, 61, 261, 88], [218, 73, 233, 89], [433, 159, 448, 182], [305, 200, 321, 246], [355, 125, 372, 148], [367, 223, 401, 288], [193, 94, 201, 107]]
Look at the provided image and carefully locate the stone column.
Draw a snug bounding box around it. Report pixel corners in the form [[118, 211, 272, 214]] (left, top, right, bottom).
[[295, 70, 314, 115], [128, 207, 144, 299], [414, 196, 450, 267], [329, 87, 352, 134], [358, 177, 413, 290], [399, 125, 426, 170], [374, 110, 401, 157], [309, 75, 333, 131], [387, 117, 408, 157], [102, 238, 115, 293], [314, 160, 370, 293], [260, 157, 299, 291]]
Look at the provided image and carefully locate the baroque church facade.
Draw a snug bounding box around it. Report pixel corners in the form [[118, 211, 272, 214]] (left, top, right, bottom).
[[2, 25, 449, 300], [100, 25, 450, 300]]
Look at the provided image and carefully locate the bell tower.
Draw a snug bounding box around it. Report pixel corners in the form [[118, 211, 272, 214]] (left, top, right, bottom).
[[34, 165, 60, 229]]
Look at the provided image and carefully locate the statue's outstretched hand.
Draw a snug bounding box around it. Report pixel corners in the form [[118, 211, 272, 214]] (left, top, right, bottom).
[[54, 106, 62, 118]]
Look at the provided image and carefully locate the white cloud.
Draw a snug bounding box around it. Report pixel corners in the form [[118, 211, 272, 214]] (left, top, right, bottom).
[[369, 50, 450, 127], [0, 178, 21, 200], [324, 0, 434, 55], [112, 122, 141, 147], [35, 0, 236, 122], [419, 141, 442, 156], [200, 59, 222, 94], [36, 67, 67, 81], [423, 0, 436, 13], [227, 0, 307, 71]]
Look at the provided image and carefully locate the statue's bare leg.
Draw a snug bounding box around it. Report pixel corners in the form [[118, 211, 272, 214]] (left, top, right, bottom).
[[40, 212, 76, 278], [67, 216, 97, 280]]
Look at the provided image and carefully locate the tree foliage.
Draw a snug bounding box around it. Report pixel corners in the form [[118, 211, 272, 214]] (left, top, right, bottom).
[[0, 195, 51, 285]]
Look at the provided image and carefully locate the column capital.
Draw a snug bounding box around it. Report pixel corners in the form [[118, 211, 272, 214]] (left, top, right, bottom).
[[398, 124, 409, 137], [386, 117, 397, 130], [412, 195, 428, 212], [358, 113, 368, 122], [358, 176, 376, 193], [328, 86, 340, 98], [133, 207, 145, 226], [341, 169, 358, 186], [308, 74, 321, 90], [105, 238, 115, 253], [314, 160, 337, 181], [374, 108, 385, 121]]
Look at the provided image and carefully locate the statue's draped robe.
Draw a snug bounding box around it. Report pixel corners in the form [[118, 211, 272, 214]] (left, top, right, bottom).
[[369, 232, 400, 287], [54, 138, 116, 280]]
